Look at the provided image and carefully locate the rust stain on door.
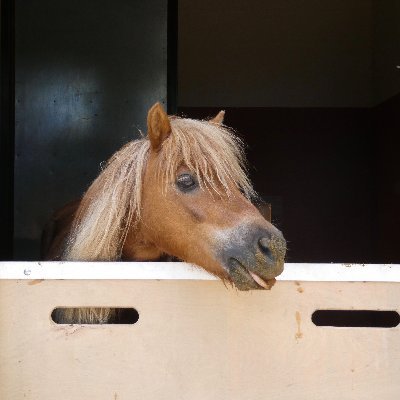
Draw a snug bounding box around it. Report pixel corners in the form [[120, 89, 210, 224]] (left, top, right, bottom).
[[295, 311, 303, 340]]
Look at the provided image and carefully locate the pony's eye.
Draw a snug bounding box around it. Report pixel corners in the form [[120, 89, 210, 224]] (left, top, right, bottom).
[[176, 173, 197, 192]]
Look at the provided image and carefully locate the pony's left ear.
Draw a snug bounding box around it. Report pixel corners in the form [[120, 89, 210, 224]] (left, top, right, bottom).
[[147, 102, 172, 151], [209, 110, 225, 125]]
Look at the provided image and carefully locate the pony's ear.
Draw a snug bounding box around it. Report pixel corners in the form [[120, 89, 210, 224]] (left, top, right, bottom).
[[209, 110, 225, 125], [147, 102, 172, 151]]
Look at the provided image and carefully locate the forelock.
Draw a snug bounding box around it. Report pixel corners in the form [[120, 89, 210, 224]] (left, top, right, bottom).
[[157, 116, 256, 199]]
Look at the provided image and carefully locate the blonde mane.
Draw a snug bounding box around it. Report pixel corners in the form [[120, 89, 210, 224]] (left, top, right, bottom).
[[64, 117, 255, 261]]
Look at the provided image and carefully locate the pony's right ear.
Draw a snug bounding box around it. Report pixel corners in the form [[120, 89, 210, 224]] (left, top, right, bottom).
[[147, 102, 172, 151]]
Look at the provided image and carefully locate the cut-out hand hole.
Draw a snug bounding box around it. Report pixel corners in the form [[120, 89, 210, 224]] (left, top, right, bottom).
[[312, 310, 400, 328], [51, 308, 139, 324]]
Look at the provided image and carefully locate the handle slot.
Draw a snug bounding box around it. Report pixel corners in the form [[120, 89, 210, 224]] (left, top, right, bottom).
[[51, 307, 139, 324], [312, 310, 399, 328]]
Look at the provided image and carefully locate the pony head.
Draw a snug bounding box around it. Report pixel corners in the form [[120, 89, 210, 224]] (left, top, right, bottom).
[[66, 103, 286, 290]]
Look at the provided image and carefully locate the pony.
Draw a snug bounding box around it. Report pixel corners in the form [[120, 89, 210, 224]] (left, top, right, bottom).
[[43, 103, 286, 324]]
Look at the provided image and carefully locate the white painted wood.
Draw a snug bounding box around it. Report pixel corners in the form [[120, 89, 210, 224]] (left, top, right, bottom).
[[0, 261, 399, 281], [0, 279, 399, 400], [0, 261, 216, 280]]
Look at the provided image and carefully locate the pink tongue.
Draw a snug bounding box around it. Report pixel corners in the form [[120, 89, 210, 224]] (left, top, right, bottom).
[[249, 271, 270, 289]]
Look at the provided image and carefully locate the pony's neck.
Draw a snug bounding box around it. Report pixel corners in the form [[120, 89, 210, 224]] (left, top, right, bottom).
[[121, 226, 164, 261]]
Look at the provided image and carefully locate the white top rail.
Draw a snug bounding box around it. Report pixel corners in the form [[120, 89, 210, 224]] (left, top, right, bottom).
[[0, 262, 399, 282]]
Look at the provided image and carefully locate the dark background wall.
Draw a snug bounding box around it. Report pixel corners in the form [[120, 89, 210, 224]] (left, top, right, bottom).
[[373, 93, 400, 262], [13, 0, 170, 259], [372, 1, 400, 263], [0, 0, 15, 260], [372, 0, 400, 104], [178, 0, 400, 262], [179, 0, 374, 108]]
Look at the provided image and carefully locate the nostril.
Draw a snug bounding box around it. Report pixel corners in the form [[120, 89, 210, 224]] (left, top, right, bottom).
[[258, 237, 272, 256]]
